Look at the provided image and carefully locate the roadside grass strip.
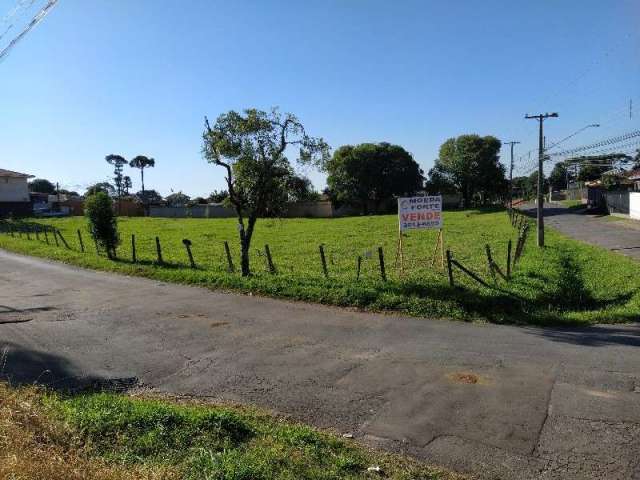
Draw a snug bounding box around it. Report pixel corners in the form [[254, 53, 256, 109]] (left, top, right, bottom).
[[0, 382, 459, 480]]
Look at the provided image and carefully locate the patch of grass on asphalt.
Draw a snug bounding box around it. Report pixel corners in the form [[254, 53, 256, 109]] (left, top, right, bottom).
[[1, 209, 639, 325], [0, 382, 459, 480], [558, 199, 585, 210]]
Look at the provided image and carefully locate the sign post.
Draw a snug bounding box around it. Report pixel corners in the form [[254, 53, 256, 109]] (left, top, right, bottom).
[[397, 195, 444, 272]]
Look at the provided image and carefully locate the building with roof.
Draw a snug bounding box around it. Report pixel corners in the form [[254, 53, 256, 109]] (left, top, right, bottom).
[[0, 168, 34, 217]]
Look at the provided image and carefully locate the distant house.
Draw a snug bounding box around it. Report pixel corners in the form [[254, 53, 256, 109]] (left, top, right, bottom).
[[0, 168, 34, 217], [623, 169, 640, 191]]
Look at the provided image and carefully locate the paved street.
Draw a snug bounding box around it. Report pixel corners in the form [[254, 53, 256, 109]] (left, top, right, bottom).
[[1, 249, 639, 479], [522, 202, 640, 261]]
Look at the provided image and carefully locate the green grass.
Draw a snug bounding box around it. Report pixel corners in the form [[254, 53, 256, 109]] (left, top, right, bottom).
[[2, 209, 640, 325], [45, 390, 456, 480], [559, 199, 585, 210], [2, 382, 459, 480]]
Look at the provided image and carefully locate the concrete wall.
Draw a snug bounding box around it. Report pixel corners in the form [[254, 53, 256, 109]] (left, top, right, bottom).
[[0, 177, 30, 202], [149, 204, 236, 219], [604, 190, 630, 215], [566, 188, 587, 201], [150, 196, 464, 219], [285, 201, 333, 218], [0, 201, 32, 218], [630, 193, 640, 220]]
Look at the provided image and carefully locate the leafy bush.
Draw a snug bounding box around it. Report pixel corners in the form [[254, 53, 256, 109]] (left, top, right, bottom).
[[85, 192, 119, 258]]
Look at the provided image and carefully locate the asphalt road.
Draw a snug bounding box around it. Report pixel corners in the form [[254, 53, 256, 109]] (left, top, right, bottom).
[[1, 249, 639, 479], [522, 202, 640, 261]]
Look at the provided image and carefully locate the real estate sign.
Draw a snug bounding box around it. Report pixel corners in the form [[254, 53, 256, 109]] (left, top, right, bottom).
[[398, 196, 442, 231]]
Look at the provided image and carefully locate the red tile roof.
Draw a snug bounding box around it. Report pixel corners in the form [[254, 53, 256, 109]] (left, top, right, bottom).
[[624, 168, 640, 180]]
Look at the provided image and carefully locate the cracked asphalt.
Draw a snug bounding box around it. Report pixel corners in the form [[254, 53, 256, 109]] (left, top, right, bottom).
[[1, 249, 640, 479]]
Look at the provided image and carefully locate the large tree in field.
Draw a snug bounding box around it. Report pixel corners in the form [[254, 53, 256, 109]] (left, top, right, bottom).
[[202, 108, 329, 276], [85, 182, 115, 197], [28, 178, 56, 194], [129, 155, 155, 195], [324, 142, 423, 214], [548, 162, 569, 190], [429, 135, 505, 207], [105, 154, 128, 197]]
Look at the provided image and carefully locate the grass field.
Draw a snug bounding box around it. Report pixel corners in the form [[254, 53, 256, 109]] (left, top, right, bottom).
[[0, 382, 458, 480], [1, 209, 639, 325]]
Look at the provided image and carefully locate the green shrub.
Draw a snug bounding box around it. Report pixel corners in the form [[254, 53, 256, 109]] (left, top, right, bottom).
[[85, 192, 119, 258]]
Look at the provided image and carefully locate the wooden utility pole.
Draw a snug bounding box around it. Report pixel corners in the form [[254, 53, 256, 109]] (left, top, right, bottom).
[[503, 141, 520, 208], [525, 113, 558, 247]]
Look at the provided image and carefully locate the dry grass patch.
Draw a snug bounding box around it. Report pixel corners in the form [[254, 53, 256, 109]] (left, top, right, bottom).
[[0, 382, 179, 480]]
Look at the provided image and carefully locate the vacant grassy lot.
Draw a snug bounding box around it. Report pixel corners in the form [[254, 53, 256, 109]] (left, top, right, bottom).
[[0, 382, 458, 480], [1, 209, 639, 324]]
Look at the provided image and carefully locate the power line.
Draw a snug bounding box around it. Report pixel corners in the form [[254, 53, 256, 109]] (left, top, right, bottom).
[[0, 0, 37, 43], [548, 130, 640, 158], [0, 0, 58, 63]]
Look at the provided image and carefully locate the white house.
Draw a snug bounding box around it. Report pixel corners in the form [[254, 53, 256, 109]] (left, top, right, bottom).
[[0, 168, 34, 217]]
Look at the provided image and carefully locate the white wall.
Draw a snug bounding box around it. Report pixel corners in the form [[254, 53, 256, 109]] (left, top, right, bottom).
[[0, 177, 30, 202], [630, 192, 640, 220]]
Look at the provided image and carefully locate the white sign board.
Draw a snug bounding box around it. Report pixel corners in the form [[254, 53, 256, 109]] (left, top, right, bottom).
[[398, 196, 442, 231]]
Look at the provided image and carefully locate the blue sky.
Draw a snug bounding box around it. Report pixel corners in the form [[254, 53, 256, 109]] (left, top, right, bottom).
[[1, 0, 639, 196]]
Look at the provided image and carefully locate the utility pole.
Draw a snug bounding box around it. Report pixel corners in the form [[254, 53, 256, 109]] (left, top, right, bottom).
[[525, 112, 558, 247], [503, 141, 520, 209]]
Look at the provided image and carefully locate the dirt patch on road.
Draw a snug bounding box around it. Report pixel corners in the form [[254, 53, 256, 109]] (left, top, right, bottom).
[[446, 371, 492, 385]]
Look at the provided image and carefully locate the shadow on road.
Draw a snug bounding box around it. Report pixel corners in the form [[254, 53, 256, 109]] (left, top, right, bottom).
[[523, 324, 640, 348], [0, 341, 137, 392]]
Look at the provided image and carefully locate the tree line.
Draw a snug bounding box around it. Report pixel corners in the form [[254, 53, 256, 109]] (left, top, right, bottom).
[[201, 108, 508, 276], [50, 106, 509, 277]]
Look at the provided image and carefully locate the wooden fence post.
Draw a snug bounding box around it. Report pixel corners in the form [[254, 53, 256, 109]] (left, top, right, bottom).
[[35, 227, 40, 241], [485, 244, 496, 283], [155, 236, 163, 264], [378, 246, 386, 281], [224, 241, 234, 273], [52, 228, 59, 247], [356, 255, 362, 281], [451, 258, 491, 288], [130, 234, 136, 262], [319, 245, 328, 278], [43, 227, 48, 244], [446, 250, 454, 287], [265, 244, 276, 274], [183, 239, 196, 269], [506, 239, 512, 279], [514, 223, 529, 265], [77, 229, 85, 252], [56, 230, 70, 249]]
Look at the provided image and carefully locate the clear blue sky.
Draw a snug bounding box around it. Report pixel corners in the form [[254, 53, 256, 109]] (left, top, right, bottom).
[[1, 0, 639, 196]]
